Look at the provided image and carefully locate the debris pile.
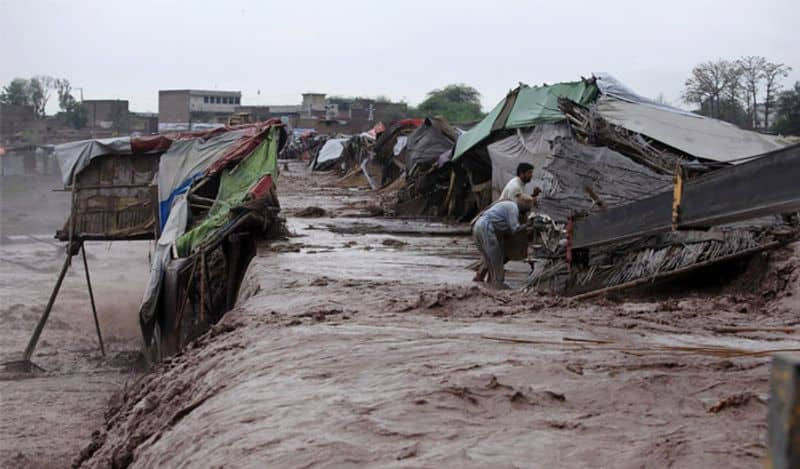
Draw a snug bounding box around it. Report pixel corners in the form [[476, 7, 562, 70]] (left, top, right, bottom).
[[279, 130, 327, 161]]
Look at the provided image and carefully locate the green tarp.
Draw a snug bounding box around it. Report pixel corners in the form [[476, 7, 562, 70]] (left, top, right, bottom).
[[176, 127, 280, 256], [453, 80, 598, 160], [451, 97, 507, 165]]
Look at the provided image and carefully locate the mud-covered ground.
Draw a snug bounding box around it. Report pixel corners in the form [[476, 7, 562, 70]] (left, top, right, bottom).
[[67, 161, 800, 468], [0, 163, 150, 467]]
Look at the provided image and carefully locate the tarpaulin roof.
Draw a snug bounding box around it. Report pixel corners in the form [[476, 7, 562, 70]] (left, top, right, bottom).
[[374, 118, 424, 156], [55, 137, 133, 185], [176, 126, 281, 256], [593, 73, 698, 117], [487, 123, 571, 200], [595, 95, 794, 163], [453, 80, 598, 161], [204, 119, 283, 175], [140, 123, 285, 335], [313, 138, 348, 170], [155, 121, 285, 227], [404, 117, 458, 172], [157, 129, 250, 227]]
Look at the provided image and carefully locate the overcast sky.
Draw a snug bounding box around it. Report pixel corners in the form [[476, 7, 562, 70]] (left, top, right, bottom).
[[2, 0, 797, 114]]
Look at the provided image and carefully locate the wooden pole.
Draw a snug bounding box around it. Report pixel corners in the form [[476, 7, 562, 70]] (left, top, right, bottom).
[[81, 243, 105, 356], [22, 253, 72, 362]]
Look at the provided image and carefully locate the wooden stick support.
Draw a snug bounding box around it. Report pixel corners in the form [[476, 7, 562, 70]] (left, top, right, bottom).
[[22, 252, 72, 362], [81, 244, 105, 356]]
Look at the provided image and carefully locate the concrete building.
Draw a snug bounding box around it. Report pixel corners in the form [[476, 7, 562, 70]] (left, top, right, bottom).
[[84, 99, 129, 135], [130, 112, 159, 135], [301, 93, 327, 117], [159, 89, 242, 130]]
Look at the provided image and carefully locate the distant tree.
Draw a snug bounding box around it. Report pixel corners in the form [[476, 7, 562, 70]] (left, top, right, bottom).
[[763, 62, 792, 129], [773, 82, 800, 136], [30, 75, 57, 118], [55, 78, 87, 129], [418, 84, 483, 123], [721, 61, 746, 126], [0, 78, 32, 106], [697, 96, 749, 127], [683, 60, 737, 120], [0, 76, 57, 118], [56, 78, 73, 109], [738, 56, 767, 128]]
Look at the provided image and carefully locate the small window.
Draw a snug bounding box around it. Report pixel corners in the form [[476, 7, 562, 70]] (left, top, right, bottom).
[[204, 96, 209, 103], [224, 97, 229, 104], [235, 97, 240, 105], [215, 96, 221, 104]]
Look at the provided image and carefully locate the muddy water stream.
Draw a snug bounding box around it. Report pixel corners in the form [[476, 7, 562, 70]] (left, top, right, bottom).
[[3, 160, 799, 467]]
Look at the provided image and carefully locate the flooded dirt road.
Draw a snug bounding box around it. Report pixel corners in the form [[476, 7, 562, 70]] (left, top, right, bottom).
[[68, 161, 800, 468], [0, 240, 150, 467], [1, 163, 150, 467]]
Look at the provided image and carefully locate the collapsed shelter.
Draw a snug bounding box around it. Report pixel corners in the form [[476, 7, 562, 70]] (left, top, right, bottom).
[[18, 122, 288, 367]]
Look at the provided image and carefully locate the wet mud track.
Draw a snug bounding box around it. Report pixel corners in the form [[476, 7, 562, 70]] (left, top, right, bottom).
[[6, 161, 800, 467], [0, 240, 150, 467]]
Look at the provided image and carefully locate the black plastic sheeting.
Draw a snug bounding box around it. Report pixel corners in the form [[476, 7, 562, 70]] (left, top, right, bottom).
[[403, 118, 458, 173], [537, 137, 672, 222]]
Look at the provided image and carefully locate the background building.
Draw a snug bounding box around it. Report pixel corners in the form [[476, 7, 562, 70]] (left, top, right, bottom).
[[159, 89, 242, 131], [0, 103, 37, 146], [84, 99, 129, 135]]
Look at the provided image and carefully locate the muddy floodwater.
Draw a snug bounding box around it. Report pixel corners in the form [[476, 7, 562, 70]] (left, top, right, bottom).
[[0, 156, 150, 467], [2, 160, 800, 468]]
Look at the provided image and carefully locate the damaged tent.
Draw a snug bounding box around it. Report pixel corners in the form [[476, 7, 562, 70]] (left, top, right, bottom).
[[388, 117, 461, 217], [41, 123, 287, 364], [139, 121, 287, 361], [452, 74, 793, 222], [311, 137, 350, 171], [309, 122, 386, 177], [445, 79, 601, 221], [279, 130, 328, 161], [447, 74, 796, 296], [372, 118, 424, 186]]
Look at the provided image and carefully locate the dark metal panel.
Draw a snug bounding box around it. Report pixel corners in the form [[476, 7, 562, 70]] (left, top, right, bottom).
[[572, 143, 800, 250], [572, 191, 672, 249], [681, 143, 800, 228]]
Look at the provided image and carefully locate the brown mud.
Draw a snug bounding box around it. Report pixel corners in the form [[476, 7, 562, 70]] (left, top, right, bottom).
[[3, 160, 799, 467], [1, 162, 150, 467], [0, 241, 150, 467], [72, 161, 800, 468]]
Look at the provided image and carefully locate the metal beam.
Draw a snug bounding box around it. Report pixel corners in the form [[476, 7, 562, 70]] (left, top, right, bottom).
[[572, 143, 800, 250]]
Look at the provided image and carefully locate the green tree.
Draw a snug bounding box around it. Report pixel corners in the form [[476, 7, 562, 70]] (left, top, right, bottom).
[[738, 56, 767, 128], [30, 76, 57, 118], [0, 78, 32, 106], [763, 62, 792, 129], [683, 60, 739, 120], [773, 81, 800, 136], [55, 78, 87, 129], [417, 84, 484, 123], [0, 76, 59, 118]]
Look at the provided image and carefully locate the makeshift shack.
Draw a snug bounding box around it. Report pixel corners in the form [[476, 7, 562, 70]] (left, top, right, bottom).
[[16, 135, 173, 369], [140, 121, 287, 362], [389, 117, 461, 217]]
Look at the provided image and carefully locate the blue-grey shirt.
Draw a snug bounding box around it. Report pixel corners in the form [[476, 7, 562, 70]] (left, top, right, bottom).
[[478, 201, 520, 234]]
